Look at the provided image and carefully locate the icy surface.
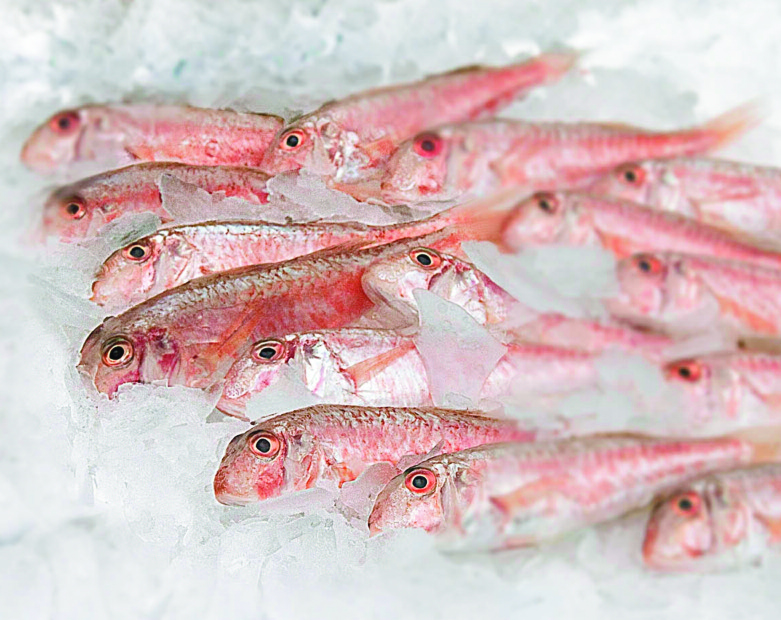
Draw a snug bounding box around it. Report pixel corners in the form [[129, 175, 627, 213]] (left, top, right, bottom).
[[3, 1, 781, 619]]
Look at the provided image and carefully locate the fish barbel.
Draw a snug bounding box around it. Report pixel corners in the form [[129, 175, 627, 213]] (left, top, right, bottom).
[[90, 195, 512, 310], [213, 404, 535, 506], [368, 430, 781, 549], [379, 105, 757, 204], [643, 464, 781, 571], [78, 231, 457, 397], [259, 51, 578, 182], [42, 162, 270, 242], [501, 191, 781, 270], [21, 103, 284, 174], [587, 157, 781, 245], [607, 252, 781, 339]]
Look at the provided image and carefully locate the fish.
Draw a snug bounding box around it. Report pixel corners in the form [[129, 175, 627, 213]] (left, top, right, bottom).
[[606, 252, 781, 339], [643, 464, 781, 571], [78, 231, 461, 397], [217, 327, 635, 419], [501, 191, 781, 271], [360, 244, 673, 356], [662, 352, 781, 433], [90, 196, 514, 309], [258, 51, 578, 182], [41, 162, 270, 242], [367, 430, 781, 549], [587, 157, 781, 245], [378, 105, 757, 204], [21, 103, 284, 174], [212, 404, 535, 506]]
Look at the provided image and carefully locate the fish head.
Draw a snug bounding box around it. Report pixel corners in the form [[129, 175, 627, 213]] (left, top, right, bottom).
[[643, 484, 717, 570], [368, 463, 450, 534], [259, 118, 323, 175], [501, 191, 573, 251], [41, 183, 103, 240], [362, 246, 458, 322], [213, 416, 315, 505], [21, 108, 92, 172], [78, 318, 182, 396], [91, 233, 170, 307], [586, 161, 659, 205], [380, 130, 455, 204], [218, 337, 297, 414]]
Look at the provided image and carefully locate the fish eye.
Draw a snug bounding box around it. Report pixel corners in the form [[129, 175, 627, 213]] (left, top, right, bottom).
[[534, 192, 559, 214], [412, 133, 443, 158], [101, 337, 134, 367], [404, 468, 437, 495], [666, 360, 703, 383], [409, 247, 442, 270], [617, 163, 646, 186], [250, 339, 286, 363], [122, 242, 151, 262], [672, 492, 701, 517], [61, 197, 86, 220], [49, 111, 80, 135], [280, 129, 306, 151], [633, 254, 664, 275], [248, 431, 281, 459]]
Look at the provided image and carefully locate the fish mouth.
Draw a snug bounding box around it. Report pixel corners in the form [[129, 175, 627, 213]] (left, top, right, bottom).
[[214, 493, 257, 507]]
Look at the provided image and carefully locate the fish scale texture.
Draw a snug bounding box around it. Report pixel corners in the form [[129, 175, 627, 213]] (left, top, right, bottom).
[[3, 1, 781, 620]]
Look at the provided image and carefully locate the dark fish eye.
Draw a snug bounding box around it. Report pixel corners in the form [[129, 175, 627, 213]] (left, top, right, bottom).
[[251, 339, 286, 363], [404, 468, 437, 494], [409, 248, 442, 270], [248, 431, 281, 458], [100, 337, 134, 367], [678, 497, 693, 511], [411, 475, 428, 489], [122, 242, 151, 262], [286, 134, 299, 148]]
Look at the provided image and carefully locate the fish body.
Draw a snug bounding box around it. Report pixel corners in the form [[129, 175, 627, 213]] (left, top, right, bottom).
[[663, 352, 781, 432], [259, 52, 577, 182], [78, 232, 453, 396], [502, 191, 781, 270], [368, 433, 775, 549], [212, 404, 535, 506], [22, 104, 284, 173], [42, 162, 270, 241], [588, 157, 781, 244], [607, 252, 781, 339], [643, 464, 781, 571], [379, 107, 755, 204], [217, 327, 614, 418], [91, 198, 511, 309]]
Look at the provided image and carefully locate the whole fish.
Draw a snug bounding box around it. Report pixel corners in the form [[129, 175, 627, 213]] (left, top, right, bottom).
[[78, 231, 458, 396], [213, 404, 535, 506], [259, 51, 578, 182], [42, 162, 270, 242], [90, 198, 510, 309], [587, 157, 781, 245], [643, 464, 781, 571], [21, 103, 284, 174], [360, 244, 673, 356], [379, 106, 756, 204], [368, 431, 781, 549], [663, 352, 781, 432], [217, 327, 623, 419], [501, 191, 781, 270], [607, 252, 781, 339]]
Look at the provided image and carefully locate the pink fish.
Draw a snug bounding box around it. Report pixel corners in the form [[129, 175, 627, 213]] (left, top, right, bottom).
[[663, 353, 781, 432], [212, 404, 535, 506], [368, 430, 781, 549], [587, 157, 781, 244], [217, 327, 632, 419], [258, 52, 578, 182], [360, 243, 673, 356], [21, 104, 284, 174], [607, 252, 781, 339], [90, 198, 511, 310], [379, 106, 757, 204], [41, 162, 270, 242], [78, 231, 461, 397], [643, 464, 781, 571], [501, 191, 781, 270]]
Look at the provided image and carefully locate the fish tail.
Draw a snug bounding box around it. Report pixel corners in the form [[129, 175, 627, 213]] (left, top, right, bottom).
[[690, 102, 763, 153], [524, 50, 580, 84], [729, 425, 781, 464], [435, 187, 522, 246]]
